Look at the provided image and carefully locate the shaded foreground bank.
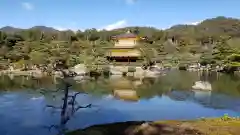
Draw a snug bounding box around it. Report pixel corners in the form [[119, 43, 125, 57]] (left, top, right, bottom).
[[67, 117, 240, 135]]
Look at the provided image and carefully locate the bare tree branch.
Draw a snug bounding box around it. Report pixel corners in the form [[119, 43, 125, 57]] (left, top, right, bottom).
[[74, 104, 92, 112], [40, 65, 96, 135], [45, 105, 62, 110]]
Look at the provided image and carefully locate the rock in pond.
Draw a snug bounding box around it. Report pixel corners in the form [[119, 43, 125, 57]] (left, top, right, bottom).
[[192, 81, 212, 91]]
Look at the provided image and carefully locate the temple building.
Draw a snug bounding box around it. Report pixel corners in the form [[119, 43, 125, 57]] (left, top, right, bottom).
[[107, 30, 143, 63]]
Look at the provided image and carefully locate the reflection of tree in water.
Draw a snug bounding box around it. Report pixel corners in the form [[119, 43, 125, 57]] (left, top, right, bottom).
[[136, 71, 240, 99], [75, 78, 112, 96], [142, 77, 155, 86], [197, 71, 240, 97], [164, 71, 240, 111], [211, 73, 240, 97], [199, 71, 208, 82], [136, 77, 167, 99], [167, 88, 240, 112], [136, 71, 198, 99], [0, 75, 57, 91], [166, 90, 194, 101], [162, 71, 198, 90], [70, 71, 211, 100], [199, 71, 218, 83], [1, 70, 239, 99]]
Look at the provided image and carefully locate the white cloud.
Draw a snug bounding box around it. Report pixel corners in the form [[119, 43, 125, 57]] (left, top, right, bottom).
[[52, 22, 84, 32], [22, 2, 34, 10], [188, 21, 202, 25], [125, 0, 137, 5], [53, 26, 82, 32], [100, 20, 128, 31], [53, 26, 84, 32], [53, 26, 68, 31]]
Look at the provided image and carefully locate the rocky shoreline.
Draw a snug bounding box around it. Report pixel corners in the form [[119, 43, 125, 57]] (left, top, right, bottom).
[[0, 64, 167, 78], [1, 63, 239, 79], [67, 116, 240, 135]]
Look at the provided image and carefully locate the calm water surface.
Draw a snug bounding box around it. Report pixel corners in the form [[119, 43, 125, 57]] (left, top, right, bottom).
[[0, 71, 240, 135]]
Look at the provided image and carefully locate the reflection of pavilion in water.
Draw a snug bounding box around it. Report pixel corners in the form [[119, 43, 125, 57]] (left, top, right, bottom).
[[167, 88, 240, 112], [109, 77, 158, 102], [109, 77, 141, 102]]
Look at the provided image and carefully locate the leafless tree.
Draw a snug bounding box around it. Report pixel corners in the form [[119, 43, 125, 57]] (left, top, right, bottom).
[[39, 61, 96, 135]]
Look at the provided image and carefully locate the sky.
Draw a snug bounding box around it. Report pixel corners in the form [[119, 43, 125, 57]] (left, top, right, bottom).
[[0, 0, 240, 31]]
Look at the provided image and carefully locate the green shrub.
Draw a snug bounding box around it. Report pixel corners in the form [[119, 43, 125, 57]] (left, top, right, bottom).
[[122, 72, 127, 76], [222, 64, 239, 73], [102, 66, 111, 77], [221, 113, 231, 121], [178, 64, 187, 70]]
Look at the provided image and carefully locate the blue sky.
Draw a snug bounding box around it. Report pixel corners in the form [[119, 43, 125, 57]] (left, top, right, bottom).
[[0, 0, 240, 31]]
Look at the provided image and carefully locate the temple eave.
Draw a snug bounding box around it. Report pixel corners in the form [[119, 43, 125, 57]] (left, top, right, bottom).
[[108, 55, 141, 57]]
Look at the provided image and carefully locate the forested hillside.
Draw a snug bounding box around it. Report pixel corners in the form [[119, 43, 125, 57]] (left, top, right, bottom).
[[0, 16, 239, 72]]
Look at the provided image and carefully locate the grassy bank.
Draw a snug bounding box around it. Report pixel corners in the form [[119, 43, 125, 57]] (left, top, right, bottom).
[[67, 116, 240, 135]]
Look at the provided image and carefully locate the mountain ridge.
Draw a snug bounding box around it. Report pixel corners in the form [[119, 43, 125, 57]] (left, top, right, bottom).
[[1, 16, 240, 35]]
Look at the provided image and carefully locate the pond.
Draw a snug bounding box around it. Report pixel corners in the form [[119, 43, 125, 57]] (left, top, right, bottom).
[[0, 71, 240, 135]]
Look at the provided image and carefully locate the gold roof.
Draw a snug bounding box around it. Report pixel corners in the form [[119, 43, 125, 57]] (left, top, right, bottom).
[[108, 49, 141, 57]]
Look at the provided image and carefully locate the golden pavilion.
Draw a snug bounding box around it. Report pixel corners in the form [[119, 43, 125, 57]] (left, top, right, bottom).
[[107, 30, 143, 63]]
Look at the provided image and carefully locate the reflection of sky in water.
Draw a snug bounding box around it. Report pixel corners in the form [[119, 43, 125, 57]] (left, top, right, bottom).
[[0, 91, 239, 135]]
